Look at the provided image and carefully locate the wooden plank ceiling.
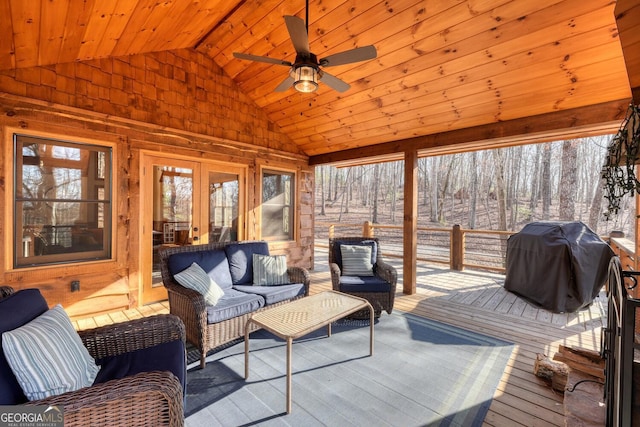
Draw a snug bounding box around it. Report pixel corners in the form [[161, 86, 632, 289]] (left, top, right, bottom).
[[0, 0, 632, 161]]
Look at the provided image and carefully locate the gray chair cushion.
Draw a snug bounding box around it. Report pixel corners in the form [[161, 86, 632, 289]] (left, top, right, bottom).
[[205, 288, 265, 324], [233, 283, 305, 305]]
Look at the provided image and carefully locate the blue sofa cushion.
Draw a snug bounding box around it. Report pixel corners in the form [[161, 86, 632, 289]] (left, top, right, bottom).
[[206, 288, 265, 323], [333, 240, 377, 271], [224, 242, 270, 285], [94, 339, 186, 394], [168, 249, 234, 290], [339, 275, 391, 293], [233, 283, 305, 305], [0, 289, 49, 405]]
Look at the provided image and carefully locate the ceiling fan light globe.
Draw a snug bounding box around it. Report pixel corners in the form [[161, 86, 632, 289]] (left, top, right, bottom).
[[292, 65, 318, 93]]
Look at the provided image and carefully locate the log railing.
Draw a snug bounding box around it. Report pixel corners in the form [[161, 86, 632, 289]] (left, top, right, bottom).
[[317, 221, 633, 274], [316, 221, 515, 273]]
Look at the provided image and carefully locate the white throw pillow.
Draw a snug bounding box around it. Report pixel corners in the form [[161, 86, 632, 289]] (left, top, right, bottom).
[[2, 304, 100, 400], [174, 262, 225, 305], [340, 244, 374, 276], [253, 254, 290, 286]]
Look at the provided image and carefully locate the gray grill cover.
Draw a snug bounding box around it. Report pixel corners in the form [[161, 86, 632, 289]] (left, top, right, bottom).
[[504, 221, 614, 313]]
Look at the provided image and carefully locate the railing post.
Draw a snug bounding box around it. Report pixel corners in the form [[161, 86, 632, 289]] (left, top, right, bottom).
[[451, 224, 464, 271], [363, 221, 374, 237], [329, 224, 335, 239]]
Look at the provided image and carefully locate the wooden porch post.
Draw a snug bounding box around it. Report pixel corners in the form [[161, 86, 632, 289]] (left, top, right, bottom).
[[363, 221, 374, 237], [403, 150, 418, 295], [451, 224, 464, 271]]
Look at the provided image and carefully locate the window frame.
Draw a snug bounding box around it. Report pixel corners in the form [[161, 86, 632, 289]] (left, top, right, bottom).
[[8, 131, 116, 269], [258, 165, 297, 242]]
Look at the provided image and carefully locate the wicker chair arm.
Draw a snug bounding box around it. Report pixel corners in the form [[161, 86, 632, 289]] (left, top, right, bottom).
[[376, 260, 398, 289], [163, 281, 209, 351], [27, 371, 184, 427], [287, 266, 311, 295], [79, 314, 185, 360], [329, 262, 342, 291]]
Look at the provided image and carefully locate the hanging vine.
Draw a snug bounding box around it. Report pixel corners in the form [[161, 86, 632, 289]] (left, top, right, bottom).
[[602, 103, 640, 220]]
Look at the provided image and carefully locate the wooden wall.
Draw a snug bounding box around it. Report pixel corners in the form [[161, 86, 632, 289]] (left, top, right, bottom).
[[0, 48, 314, 319]]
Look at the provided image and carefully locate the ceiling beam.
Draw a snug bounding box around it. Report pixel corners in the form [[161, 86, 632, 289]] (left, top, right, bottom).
[[615, 0, 640, 104], [308, 99, 630, 166]]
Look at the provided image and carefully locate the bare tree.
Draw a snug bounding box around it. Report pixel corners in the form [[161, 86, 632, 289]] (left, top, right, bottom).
[[588, 176, 604, 232], [528, 144, 541, 220], [319, 166, 326, 216], [314, 134, 631, 238], [372, 164, 380, 223], [559, 140, 578, 220], [541, 143, 552, 220], [429, 157, 439, 222], [492, 149, 508, 231], [337, 169, 352, 221], [469, 151, 478, 229]]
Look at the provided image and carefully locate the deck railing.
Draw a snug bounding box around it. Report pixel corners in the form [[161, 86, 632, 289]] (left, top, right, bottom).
[[315, 221, 515, 273], [317, 221, 636, 274]]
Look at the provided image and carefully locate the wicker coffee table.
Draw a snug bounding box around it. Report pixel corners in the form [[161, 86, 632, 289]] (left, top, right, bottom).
[[244, 290, 374, 413]]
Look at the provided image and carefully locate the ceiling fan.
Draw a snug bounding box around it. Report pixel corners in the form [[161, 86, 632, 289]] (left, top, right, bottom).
[[232, 0, 377, 93]]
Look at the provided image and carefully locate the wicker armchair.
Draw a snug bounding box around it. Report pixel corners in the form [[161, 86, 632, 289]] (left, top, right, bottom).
[[0, 287, 185, 427], [159, 241, 310, 368], [34, 316, 185, 427], [329, 237, 398, 317]]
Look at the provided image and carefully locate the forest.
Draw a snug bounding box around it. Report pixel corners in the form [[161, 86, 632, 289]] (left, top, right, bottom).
[[315, 134, 635, 238]]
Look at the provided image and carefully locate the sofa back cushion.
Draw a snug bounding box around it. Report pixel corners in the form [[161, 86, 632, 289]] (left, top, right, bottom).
[[0, 289, 49, 405], [168, 249, 234, 290], [224, 241, 270, 285]]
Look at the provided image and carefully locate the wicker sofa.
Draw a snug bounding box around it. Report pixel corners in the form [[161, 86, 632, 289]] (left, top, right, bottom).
[[0, 287, 185, 427], [160, 241, 310, 368], [329, 237, 398, 318]]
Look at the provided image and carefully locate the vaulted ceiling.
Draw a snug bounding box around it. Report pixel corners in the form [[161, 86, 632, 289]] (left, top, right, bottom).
[[0, 0, 636, 163]]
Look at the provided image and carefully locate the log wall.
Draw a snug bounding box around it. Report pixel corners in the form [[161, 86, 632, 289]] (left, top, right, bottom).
[[0, 48, 313, 319]]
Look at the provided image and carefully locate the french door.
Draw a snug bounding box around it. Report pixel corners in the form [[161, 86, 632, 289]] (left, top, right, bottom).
[[140, 153, 244, 304]]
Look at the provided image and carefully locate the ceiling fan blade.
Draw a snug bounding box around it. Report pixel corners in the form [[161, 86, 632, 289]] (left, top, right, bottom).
[[320, 71, 350, 92], [274, 76, 295, 92], [319, 45, 377, 67], [284, 15, 310, 55], [233, 52, 291, 66]]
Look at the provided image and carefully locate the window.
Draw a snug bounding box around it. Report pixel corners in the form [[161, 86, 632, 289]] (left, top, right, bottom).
[[261, 169, 294, 241], [14, 134, 112, 268]]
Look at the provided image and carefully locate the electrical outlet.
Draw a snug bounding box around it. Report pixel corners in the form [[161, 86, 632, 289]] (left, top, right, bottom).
[[71, 280, 80, 292]]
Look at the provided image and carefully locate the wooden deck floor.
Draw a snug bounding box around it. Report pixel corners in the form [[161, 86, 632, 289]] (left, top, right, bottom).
[[74, 248, 606, 427]]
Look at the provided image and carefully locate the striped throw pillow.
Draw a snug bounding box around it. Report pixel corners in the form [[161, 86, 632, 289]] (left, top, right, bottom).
[[340, 244, 374, 276], [253, 254, 290, 286], [174, 262, 225, 306], [2, 304, 100, 400]]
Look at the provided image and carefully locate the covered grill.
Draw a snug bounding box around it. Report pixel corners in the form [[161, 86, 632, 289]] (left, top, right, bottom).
[[504, 221, 614, 313]]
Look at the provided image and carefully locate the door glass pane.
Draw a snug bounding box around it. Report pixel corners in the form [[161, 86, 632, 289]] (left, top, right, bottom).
[[262, 169, 294, 241], [208, 171, 239, 242], [152, 165, 193, 287]]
